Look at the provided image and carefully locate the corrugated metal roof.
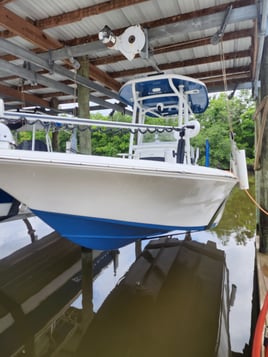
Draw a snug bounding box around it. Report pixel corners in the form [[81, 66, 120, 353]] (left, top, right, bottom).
[[0, 0, 265, 110]]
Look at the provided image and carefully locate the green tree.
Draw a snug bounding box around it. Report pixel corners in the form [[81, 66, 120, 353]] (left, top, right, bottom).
[[192, 91, 255, 169], [90, 112, 131, 156]]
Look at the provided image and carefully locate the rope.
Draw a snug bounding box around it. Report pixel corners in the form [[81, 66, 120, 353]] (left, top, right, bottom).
[[219, 40, 233, 133], [244, 189, 268, 216], [10, 117, 180, 135], [19, 79, 25, 109]]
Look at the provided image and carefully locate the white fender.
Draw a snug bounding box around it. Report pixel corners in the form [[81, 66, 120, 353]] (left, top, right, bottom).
[[231, 138, 249, 190], [185, 120, 200, 138]]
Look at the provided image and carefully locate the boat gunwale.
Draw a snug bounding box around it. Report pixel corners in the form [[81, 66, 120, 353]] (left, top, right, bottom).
[[0, 149, 237, 183]]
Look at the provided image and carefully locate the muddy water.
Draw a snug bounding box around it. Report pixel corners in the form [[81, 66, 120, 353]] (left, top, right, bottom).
[[0, 180, 256, 356]]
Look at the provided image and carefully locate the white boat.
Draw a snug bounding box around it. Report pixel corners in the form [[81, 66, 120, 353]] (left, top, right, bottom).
[[0, 123, 19, 220], [0, 121, 47, 221], [0, 74, 239, 250]]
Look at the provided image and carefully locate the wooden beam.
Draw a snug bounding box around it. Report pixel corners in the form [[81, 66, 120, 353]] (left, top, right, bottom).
[[35, 0, 149, 29], [193, 66, 251, 80], [0, 7, 62, 50], [108, 49, 252, 78], [251, 20, 259, 85], [0, 83, 50, 107], [203, 72, 251, 84], [64, 0, 255, 47], [141, 0, 254, 30], [0, 0, 13, 5], [206, 78, 252, 92], [89, 63, 121, 91], [90, 28, 254, 66]]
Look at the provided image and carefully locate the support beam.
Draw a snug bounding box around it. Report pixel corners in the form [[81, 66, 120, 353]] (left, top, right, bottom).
[[35, 0, 149, 29], [62, 1, 256, 48], [0, 38, 121, 97], [0, 83, 49, 107], [257, 36, 268, 253], [77, 56, 91, 155], [90, 29, 253, 66], [0, 7, 61, 50], [0, 58, 74, 95], [108, 49, 251, 78], [0, 58, 128, 113]]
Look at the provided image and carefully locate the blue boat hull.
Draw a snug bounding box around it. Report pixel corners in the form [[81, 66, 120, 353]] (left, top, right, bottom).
[[32, 209, 206, 250]]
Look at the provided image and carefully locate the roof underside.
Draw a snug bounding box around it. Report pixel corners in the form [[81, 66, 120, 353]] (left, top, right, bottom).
[[0, 0, 266, 113]]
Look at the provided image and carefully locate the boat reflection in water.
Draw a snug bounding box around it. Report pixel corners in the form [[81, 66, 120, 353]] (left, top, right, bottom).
[[78, 237, 233, 357], [0, 182, 255, 357]]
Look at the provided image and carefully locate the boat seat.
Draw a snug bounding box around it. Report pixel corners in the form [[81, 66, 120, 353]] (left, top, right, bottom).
[[17, 139, 48, 151], [133, 142, 177, 163], [140, 157, 165, 161]]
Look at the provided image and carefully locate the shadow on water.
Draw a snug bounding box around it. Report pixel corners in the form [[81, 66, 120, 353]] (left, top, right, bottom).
[[0, 176, 256, 357]]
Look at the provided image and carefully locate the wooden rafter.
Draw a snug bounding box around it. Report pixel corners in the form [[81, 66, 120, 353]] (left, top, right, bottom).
[[0, 7, 61, 50], [141, 0, 254, 30], [0, 83, 49, 107], [0, 0, 13, 5], [63, 0, 254, 47], [35, 0, 150, 29], [108, 49, 252, 78], [193, 66, 251, 81], [90, 28, 253, 66]]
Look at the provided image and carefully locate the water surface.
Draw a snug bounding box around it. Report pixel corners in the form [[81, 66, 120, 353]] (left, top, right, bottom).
[[0, 182, 256, 355]]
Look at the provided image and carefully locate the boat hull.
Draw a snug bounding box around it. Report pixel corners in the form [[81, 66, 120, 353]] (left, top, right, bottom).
[[0, 150, 237, 249]]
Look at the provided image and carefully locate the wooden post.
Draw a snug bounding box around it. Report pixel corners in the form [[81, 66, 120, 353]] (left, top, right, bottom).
[[77, 56, 91, 154], [257, 37, 268, 253], [50, 96, 59, 151]]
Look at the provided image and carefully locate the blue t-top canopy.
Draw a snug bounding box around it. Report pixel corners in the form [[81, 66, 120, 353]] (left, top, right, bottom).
[[119, 73, 209, 115]]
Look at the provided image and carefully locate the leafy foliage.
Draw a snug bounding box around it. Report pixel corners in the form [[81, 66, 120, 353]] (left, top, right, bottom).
[[90, 112, 131, 156], [192, 90, 255, 169]]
